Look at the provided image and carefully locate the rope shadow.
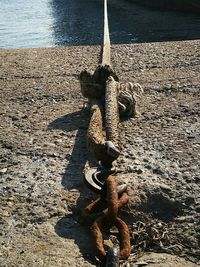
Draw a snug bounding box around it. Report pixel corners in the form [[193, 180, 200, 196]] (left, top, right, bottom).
[[48, 108, 89, 189]]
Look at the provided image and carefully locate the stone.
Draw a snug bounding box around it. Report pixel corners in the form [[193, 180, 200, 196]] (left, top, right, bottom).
[[0, 168, 8, 174]]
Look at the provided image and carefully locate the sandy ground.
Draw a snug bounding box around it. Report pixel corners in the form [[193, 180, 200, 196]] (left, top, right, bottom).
[[0, 40, 200, 266]]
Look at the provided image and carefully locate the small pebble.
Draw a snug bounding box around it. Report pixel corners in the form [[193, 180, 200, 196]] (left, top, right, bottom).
[[0, 168, 8, 174], [127, 166, 135, 172], [33, 85, 44, 90]]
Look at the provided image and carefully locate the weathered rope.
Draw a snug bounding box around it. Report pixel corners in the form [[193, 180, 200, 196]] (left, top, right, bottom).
[[78, 0, 143, 264], [105, 76, 121, 160], [102, 0, 111, 65]]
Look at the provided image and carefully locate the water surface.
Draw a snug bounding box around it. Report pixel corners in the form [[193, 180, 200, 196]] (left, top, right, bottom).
[[0, 0, 53, 48], [0, 0, 200, 48]]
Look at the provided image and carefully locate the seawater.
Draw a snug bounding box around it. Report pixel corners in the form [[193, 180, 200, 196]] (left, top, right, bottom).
[[0, 0, 200, 49], [0, 0, 53, 48]]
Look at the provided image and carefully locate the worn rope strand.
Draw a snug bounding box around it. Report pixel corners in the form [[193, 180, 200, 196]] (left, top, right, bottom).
[[102, 0, 111, 66]]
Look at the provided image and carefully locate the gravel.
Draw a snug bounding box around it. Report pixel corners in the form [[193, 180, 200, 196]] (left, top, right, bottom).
[[0, 40, 199, 266]]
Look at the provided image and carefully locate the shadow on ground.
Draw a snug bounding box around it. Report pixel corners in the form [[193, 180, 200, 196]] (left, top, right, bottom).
[[48, 108, 89, 188], [55, 215, 96, 265], [48, 108, 99, 265], [50, 0, 200, 46]]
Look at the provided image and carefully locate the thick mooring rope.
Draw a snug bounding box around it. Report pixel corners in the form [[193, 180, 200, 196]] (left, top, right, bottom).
[[102, 0, 111, 65], [79, 0, 143, 265]]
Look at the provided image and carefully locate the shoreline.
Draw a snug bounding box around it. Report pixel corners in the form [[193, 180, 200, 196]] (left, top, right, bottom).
[[1, 37, 200, 51]]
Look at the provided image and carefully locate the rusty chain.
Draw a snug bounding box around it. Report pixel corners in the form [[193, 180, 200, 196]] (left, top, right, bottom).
[[79, 0, 143, 265]]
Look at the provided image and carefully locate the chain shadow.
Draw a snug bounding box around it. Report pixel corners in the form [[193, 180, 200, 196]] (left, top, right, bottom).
[[48, 107, 98, 265], [55, 215, 96, 265]]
